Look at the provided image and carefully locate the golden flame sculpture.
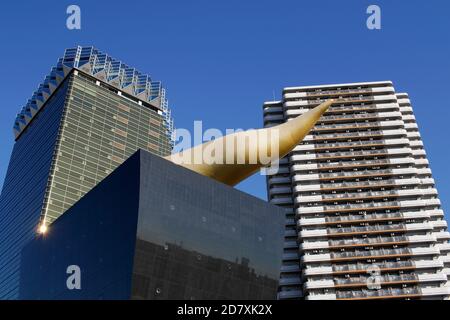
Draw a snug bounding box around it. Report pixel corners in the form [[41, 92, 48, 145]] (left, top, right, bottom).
[[165, 99, 334, 186]]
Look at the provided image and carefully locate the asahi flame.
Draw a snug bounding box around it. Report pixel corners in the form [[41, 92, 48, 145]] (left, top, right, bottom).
[[166, 100, 334, 186]]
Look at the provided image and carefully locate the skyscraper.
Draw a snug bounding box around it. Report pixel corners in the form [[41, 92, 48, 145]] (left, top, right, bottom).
[[0, 46, 174, 299], [264, 81, 450, 300]]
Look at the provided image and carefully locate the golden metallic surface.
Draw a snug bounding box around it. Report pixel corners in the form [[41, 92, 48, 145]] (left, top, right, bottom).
[[165, 99, 334, 186]]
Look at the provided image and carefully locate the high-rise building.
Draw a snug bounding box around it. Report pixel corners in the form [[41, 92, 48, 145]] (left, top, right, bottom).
[[264, 81, 450, 300], [0, 46, 174, 299]]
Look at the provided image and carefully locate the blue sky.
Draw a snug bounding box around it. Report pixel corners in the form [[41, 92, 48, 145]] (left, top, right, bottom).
[[0, 0, 449, 219]]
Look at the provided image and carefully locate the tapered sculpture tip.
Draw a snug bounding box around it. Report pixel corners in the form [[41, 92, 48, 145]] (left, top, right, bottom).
[[313, 99, 335, 115]]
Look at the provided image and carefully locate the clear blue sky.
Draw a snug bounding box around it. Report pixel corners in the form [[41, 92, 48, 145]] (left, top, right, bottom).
[[0, 0, 449, 220]]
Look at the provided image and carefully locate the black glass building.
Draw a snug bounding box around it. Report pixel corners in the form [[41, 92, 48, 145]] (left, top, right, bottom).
[[0, 47, 174, 299], [19, 150, 285, 299]]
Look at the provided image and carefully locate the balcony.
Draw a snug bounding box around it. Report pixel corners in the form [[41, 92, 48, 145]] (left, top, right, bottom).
[[431, 220, 448, 229], [333, 274, 419, 289], [421, 287, 450, 297], [302, 247, 440, 263], [437, 243, 450, 252], [291, 147, 412, 162], [313, 138, 408, 152], [299, 95, 395, 106], [312, 139, 390, 151], [414, 260, 444, 269], [315, 158, 412, 171], [318, 111, 401, 123], [295, 177, 420, 193], [434, 231, 450, 241], [299, 234, 436, 251], [293, 167, 416, 183], [318, 168, 399, 180], [296, 188, 434, 205], [303, 88, 375, 97], [303, 259, 443, 277], [329, 101, 397, 112], [305, 293, 337, 300], [321, 200, 402, 214], [296, 189, 396, 204], [299, 223, 409, 238], [325, 223, 407, 237], [298, 212, 405, 227], [405, 123, 418, 130], [412, 149, 426, 156], [286, 103, 400, 118], [303, 247, 411, 263], [312, 119, 403, 133], [297, 187, 435, 204], [303, 261, 416, 277], [332, 261, 415, 274], [284, 96, 377, 107], [417, 273, 448, 283], [321, 189, 399, 201], [397, 98, 411, 105], [303, 129, 406, 142], [326, 235, 433, 249], [311, 199, 439, 215], [336, 287, 421, 300]]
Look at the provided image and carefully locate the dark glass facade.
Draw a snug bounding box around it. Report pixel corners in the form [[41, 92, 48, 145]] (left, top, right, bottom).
[[19, 150, 285, 299], [0, 78, 70, 299]]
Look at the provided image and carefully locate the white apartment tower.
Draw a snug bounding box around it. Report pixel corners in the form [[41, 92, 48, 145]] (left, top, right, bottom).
[[263, 81, 450, 300]]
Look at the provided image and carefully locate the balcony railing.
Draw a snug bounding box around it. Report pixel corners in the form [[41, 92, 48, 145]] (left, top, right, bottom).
[[326, 223, 405, 235], [319, 179, 399, 190], [334, 274, 418, 286], [314, 149, 392, 160], [319, 168, 394, 180], [305, 88, 373, 97], [312, 121, 395, 132], [330, 247, 411, 260], [324, 212, 403, 224], [336, 287, 421, 299], [332, 260, 414, 273], [323, 200, 400, 212], [317, 159, 391, 170], [311, 130, 386, 141], [321, 190, 398, 201], [320, 112, 382, 122], [328, 103, 396, 113], [327, 235, 409, 248], [313, 140, 388, 151], [304, 96, 376, 105]]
